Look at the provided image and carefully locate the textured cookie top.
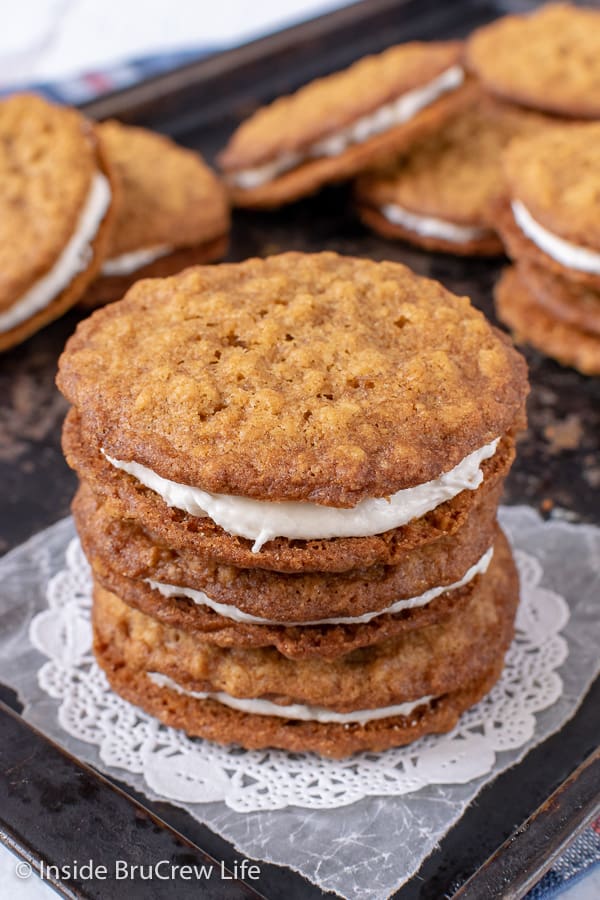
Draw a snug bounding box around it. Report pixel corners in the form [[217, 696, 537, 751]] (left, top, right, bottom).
[[466, 3, 600, 118], [218, 42, 462, 171], [57, 252, 527, 505], [504, 124, 600, 249], [0, 93, 99, 313], [99, 121, 229, 256], [357, 94, 549, 226]]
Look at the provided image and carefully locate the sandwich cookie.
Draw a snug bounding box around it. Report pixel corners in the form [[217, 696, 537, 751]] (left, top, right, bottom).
[[58, 253, 527, 567], [64, 409, 516, 572], [496, 124, 600, 289], [466, 3, 600, 119], [83, 121, 229, 307], [72, 471, 504, 629], [0, 93, 118, 351], [75, 477, 506, 658], [355, 94, 550, 256], [59, 252, 527, 755], [495, 266, 600, 376], [92, 533, 518, 757], [217, 42, 471, 207]]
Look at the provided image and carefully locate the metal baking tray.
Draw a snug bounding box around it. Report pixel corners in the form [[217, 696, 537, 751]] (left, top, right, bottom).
[[1, 1, 599, 897]]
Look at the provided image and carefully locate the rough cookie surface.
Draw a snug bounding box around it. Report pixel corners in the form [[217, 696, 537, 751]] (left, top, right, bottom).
[[98, 121, 229, 257], [0, 94, 119, 351], [0, 93, 98, 311], [356, 92, 549, 229], [57, 253, 527, 505], [92, 533, 517, 711], [504, 125, 600, 250], [466, 3, 600, 118], [218, 42, 463, 171], [496, 266, 600, 376]]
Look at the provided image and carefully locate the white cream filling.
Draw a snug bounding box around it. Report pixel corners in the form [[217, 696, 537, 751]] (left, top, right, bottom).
[[231, 65, 464, 189], [0, 173, 111, 333], [147, 546, 494, 627], [381, 203, 489, 244], [101, 244, 172, 277], [512, 200, 600, 275], [147, 671, 434, 724], [103, 438, 499, 553]]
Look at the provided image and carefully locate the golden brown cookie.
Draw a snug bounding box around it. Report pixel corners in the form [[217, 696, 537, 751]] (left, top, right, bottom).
[[495, 266, 600, 376], [97, 641, 504, 757], [217, 42, 472, 207], [83, 525, 505, 661], [57, 253, 528, 506], [496, 125, 600, 289], [0, 94, 119, 352], [82, 121, 229, 307], [466, 3, 600, 118], [73, 473, 502, 624], [355, 93, 551, 256], [494, 199, 600, 292], [92, 532, 518, 756], [355, 205, 502, 257], [518, 262, 600, 337], [64, 409, 517, 573]]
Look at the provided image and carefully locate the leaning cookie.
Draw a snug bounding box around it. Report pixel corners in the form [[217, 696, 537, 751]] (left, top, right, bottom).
[[496, 124, 600, 290], [355, 93, 549, 256], [217, 42, 472, 208], [495, 267, 600, 376], [82, 121, 229, 308], [466, 3, 600, 119], [0, 94, 118, 352]]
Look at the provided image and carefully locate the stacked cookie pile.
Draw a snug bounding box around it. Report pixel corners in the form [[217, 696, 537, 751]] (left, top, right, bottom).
[[57, 253, 528, 757], [218, 4, 600, 263], [465, 4, 600, 376], [493, 127, 600, 377], [216, 3, 600, 375], [0, 94, 229, 352]]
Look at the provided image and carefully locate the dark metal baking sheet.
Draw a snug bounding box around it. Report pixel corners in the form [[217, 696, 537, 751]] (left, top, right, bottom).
[[0, 1, 598, 897]]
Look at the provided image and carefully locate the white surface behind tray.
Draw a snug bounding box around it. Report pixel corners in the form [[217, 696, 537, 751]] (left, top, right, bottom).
[[0, 0, 350, 86]]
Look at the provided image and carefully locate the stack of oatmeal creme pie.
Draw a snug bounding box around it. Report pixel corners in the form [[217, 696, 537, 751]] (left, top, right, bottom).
[[493, 126, 600, 377], [57, 252, 528, 758], [463, 4, 600, 375]]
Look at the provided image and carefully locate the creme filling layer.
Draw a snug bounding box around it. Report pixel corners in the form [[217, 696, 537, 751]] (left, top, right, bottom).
[[147, 671, 434, 724], [101, 244, 172, 277], [0, 172, 111, 333], [381, 203, 490, 244], [512, 200, 600, 275], [230, 65, 464, 189], [103, 438, 499, 552], [147, 546, 494, 626]]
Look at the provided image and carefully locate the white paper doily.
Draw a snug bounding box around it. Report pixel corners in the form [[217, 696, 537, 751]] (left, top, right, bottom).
[[0, 507, 598, 900], [28, 533, 569, 813]]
